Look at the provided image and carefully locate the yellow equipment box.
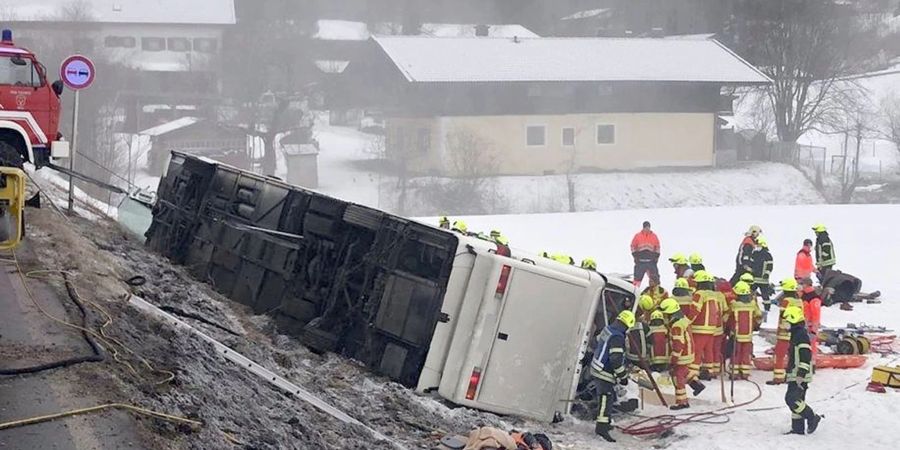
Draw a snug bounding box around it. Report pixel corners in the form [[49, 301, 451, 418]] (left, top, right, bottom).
[[871, 366, 900, 388], [0, 168, 25, 250]]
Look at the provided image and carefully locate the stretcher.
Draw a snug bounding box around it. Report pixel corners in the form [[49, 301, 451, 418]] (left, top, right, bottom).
[[752, 354, 867, 371]]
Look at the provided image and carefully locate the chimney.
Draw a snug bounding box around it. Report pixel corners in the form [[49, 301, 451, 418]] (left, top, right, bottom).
[[475, 24, 490, 37]]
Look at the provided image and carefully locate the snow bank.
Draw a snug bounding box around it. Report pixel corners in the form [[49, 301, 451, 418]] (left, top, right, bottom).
[[433, 204, 900, 448]]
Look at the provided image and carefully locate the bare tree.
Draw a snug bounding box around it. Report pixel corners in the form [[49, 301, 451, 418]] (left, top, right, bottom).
[[419, 129, 501, 215], [880, 94, 900, 156], [732, 0, 878, 142]]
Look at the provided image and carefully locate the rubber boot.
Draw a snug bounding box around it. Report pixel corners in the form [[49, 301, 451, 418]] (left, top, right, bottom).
[[807, 414, 823, 434], [690, 380, 706, 396], [669, 403, 690, 411], [595, 423, 616, 442], [766, 379, 784, 386], [698, 370, 712, 381], [787, 418, 805, 435]]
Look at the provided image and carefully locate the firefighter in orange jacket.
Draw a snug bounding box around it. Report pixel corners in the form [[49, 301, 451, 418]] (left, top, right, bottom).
[[800, 278, 822, 361], [795, 239, 815, 281], [648, 310, 670, 372], [691, 270, 723, 380], [671, 277, 698, 321], [768, 278, 804, 385], [660, 298, 705, 410], [729, 281, 761, 379]]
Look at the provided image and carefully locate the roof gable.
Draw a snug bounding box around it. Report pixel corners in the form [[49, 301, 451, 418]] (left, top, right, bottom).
[[372, 36, 770, 84]]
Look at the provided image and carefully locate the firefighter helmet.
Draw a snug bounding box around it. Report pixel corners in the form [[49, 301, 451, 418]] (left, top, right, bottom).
[[812, 224, 827, 233], [780, 277, 798, 292], [782, 305, 805, 324], [756, 236, 768, 248], [639, 294, 655, 311], [674, 278, 690, 289], [733, 281, 752, 296], [748, 225, 763, 236], [581, 258, 597, 270], [439, 216, 450, 226], [617, 310, 636, 329], [490, 229, 501, 237], [659, 298, 680, 315], [740, 272, 755, 283], [693, 270, 715, 283], [452, 220, 468, 233], [668, 253, 688, 265], [650, 310, 665, 321], [689, 253, 703, 265]]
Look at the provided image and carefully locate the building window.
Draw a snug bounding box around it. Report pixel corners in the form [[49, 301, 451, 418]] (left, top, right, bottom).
[[417, 128, 430, 154], [193, 38, 218, 53], [141, 37, 166, 52], [104, 36, 136, 48], [167, 37, 192, 52], [596, 124, 615, 145], [562, 127, 575, 147], [526, 125, 546, 146]]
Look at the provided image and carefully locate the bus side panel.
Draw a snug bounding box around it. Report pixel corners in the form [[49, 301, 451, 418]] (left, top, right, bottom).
[[416, 246, 477, 392]]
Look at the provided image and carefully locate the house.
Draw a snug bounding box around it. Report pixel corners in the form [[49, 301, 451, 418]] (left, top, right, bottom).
[[4, 0, 235, 130], [140, 118, 250, 174], [352, 35, 770, 176]]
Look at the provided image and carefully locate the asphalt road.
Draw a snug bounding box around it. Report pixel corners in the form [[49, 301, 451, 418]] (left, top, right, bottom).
[[0, 244, 141, 450]]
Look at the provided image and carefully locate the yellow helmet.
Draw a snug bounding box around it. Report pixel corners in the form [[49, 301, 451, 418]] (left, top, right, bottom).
[[780, 277, 798, 292], [452, 220, 468, 233], [439, 216, 449, 226], [650, 310, 664, 321], [733, 281, 752, 296], [495, 235, 510, 245], [659, 298, 680, 315], [693, 270, 715, 283], [668, 253, 688, 265], [740, 272, 755, 283], [490, 229, 501, 237], [689, 253, 703, 265], [756, 236, 768, 248], [782, 305, 805, 324], [674, 278, 690, 289], [581, 258, 597, 270], [639, 294, 655, 311], [617, 310, 636, 329], [812, 224, 827, 233], [748, 225, 763, 236]]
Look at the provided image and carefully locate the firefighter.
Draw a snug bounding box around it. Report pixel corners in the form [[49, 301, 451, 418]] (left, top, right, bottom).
[[689, 253, 705, 272], [671, 277, 698, 320], [439, 216, 450, 229], [751, 236, 774, 305], [551, 253, 575, 265], [648, 310, 670, 372], [638, 294, 656, 322], [800, 278, 822, 361], [795, 239, 815, 281], [812, 224, 836, 274], [630, 221, 661, 288], [669, 253, 689, 279], [490, 229, 511, 257], [660, 298, 705, 410], [768, 278, 804, 385], [782, 305, 823, 435], [581, 258, 598, 271], [590, 310, 635, 442], [641, 279, 669, 308], [713, 276, 733, 378], [730, 225, 761, 285], [730, 281, 761, 380], [691, 270, 723, 380]]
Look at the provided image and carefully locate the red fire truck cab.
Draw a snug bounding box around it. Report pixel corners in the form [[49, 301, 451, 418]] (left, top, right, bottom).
[[0, 29, 69, 169]]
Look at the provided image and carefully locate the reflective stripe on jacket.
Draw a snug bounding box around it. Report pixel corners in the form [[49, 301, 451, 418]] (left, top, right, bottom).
[[691, 290, 723, 335], [668, 316, 694, 366]]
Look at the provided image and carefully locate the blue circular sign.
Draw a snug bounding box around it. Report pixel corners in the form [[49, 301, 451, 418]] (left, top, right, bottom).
[[60, 55, 95, 90]]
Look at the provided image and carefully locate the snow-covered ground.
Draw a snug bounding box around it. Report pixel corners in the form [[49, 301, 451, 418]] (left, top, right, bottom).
[[437, 204, 900, 449]]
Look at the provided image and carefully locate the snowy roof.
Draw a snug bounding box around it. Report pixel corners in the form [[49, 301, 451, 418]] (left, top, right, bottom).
[[419, 23, 539, 38], [313, 20, 369, 41], [139, 117, 201, 137], [560, 8, 611, 21], [372, 36, 771, 84], [1, 0, 236, 25]]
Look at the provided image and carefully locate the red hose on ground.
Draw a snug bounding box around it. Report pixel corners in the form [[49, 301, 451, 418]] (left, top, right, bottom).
[[617, 379, 763, 436]]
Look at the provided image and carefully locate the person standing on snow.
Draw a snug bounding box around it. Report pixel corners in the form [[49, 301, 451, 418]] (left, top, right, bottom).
[[751, 236, 774, 304], [812, 224, 836, 274], [660, 298, 705, 410], [729, 281, 761, 380], [690, 271, 723, 380], [794, 239, 815, 281], [782, 306, 823, 435], [769, 279, 804, 385], [631, 221, 661, 288], [800, 278, 822, 361], [590, 311, 635, 442], [730, 225, 761, 285]]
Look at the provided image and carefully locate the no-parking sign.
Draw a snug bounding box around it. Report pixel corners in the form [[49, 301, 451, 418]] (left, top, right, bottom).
[[59, 55, 95, 90]]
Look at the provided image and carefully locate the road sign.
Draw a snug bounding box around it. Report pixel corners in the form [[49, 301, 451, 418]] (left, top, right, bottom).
[[59, 55, 95, 91]]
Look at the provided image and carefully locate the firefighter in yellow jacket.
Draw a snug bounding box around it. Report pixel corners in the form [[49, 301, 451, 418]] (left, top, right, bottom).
[[691, 270, 723, 380], [782, 305, 823, 435], [769, 278, 804, 385], [729, 281, 761, 379], [660, 298, 705, 410]]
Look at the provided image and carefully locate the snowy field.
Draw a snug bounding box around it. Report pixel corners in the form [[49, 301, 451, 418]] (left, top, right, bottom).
[[434, 204, 900, 450]]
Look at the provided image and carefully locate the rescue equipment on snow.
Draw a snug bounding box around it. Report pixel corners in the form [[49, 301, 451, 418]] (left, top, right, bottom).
[[870, 365, 900, 389]]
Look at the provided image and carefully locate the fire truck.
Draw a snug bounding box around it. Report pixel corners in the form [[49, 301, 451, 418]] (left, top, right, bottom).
[[0, 29, 70, 169]]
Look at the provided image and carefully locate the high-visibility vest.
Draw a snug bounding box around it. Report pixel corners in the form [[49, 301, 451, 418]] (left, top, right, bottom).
[[671, 294, 698, 321], [731, 299, 760, 342], [668, 316, 694, 366], [777, 294, 803, 341], [692, 290, 722, 335]]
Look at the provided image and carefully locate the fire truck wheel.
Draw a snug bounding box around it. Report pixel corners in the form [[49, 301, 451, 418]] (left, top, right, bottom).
[[0, 141, 25, 169]]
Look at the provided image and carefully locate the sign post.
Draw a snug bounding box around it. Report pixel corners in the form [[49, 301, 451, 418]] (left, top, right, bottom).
[[59, 55, 95, 214]]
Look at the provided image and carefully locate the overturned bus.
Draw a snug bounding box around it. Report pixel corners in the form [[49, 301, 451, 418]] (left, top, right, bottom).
[[145, 152, 637, 422]]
